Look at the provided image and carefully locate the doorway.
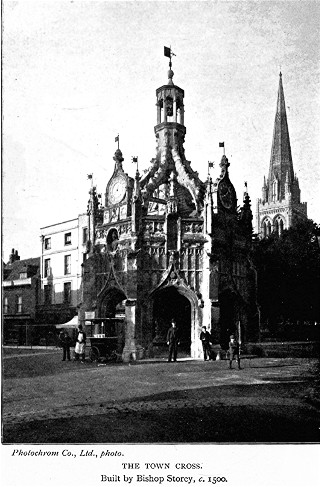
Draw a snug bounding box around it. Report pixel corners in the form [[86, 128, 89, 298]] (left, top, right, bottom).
[[152, 286, 191, 355]]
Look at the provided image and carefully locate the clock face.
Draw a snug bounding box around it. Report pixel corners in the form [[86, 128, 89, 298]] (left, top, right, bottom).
[[108, 177, 126, 205], [218, 180, 235, 209]]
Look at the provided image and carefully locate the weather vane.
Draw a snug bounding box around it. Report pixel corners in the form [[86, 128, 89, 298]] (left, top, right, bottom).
[[164, 46, 176, 68]]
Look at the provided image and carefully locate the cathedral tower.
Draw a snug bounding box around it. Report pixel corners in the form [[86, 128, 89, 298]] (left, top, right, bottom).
[[256, 73, 307, 237]]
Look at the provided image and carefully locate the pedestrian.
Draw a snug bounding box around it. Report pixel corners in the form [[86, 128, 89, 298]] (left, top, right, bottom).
[[74, 324, 86, 363], [166, 319, 180, 362], [200, 326, 212, 361], [228, 334, 241, 369], [60, 330, 71, 361]]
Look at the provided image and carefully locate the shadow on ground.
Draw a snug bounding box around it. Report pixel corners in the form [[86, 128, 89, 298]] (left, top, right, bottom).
[[3, 381, 320, 444]]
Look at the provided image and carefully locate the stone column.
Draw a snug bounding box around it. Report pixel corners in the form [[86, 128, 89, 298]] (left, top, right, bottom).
[[180, 104, 185, 125], [163, 98, 167, 123], [122, 299, 138, 362], [157, 102, 161, 124], [173, 96, 177, 122]]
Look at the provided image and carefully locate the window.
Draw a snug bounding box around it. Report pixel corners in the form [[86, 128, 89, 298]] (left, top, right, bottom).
[[44, 258, 51, 277], [17, 296, 22, 313], [64, 255, 71, 275], [63, 282, 71, 304], [64, 232, 72, 245], [19, 271, 27, 279], [274, 216, 285, 237], [44, 237, 51, 250], [44, 285, 52, 305], [82, 227, 88, 244], [4, 297, 9, 314]]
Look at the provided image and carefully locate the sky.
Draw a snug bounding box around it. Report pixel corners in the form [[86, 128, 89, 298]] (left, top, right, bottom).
[[2, 0, 320, 261]]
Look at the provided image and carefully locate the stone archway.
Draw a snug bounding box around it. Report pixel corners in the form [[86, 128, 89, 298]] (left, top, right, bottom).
[[98, 287, 126, 318], [151, 284, 200, 358], [96, 286, 127, 342]]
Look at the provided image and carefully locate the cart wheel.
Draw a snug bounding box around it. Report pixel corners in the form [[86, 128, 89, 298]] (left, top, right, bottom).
[[89, 346, 100, 362]]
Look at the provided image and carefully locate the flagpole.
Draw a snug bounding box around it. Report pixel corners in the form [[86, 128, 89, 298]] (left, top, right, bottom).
[[132, 156, 139, 172]]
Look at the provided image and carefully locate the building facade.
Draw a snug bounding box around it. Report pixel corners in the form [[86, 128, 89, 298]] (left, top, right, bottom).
[[38, 214, 89, 324], [3, 249, 40, 345], [80, 60, 259, 361], [256, 73, 307, 236]]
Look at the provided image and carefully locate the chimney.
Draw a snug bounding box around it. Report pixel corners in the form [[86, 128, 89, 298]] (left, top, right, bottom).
[[8, 248, 20, 264]]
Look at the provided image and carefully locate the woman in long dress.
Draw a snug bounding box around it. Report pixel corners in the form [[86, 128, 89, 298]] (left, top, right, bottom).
[[74, 324, 86, 362]]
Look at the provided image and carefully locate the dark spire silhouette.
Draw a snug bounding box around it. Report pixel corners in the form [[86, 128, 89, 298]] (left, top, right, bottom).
[[268, 72, 294, 200]]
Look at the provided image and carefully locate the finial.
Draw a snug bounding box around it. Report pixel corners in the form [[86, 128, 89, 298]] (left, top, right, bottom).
[[168, 68, 174, 84], [164, 45, 176, 84], [113, 148, 124, 164]]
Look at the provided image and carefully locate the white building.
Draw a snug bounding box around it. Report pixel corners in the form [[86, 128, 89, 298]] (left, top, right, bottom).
[[38, 214, 89, 324]]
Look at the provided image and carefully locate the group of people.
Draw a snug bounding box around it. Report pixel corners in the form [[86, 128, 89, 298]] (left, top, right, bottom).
[[60, 321, 241, 369], [59, 324, 86, 363], [166, 320, 241, 369]]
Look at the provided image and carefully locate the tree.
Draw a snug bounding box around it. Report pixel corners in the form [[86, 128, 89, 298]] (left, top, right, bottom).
[[252, 219, 320, 337]]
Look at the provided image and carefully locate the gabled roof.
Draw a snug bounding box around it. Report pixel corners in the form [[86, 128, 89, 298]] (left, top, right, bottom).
[[3, 257, 40, 281]]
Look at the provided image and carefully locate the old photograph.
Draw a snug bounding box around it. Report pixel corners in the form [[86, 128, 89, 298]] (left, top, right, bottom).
[[2, 1, 320, 486]]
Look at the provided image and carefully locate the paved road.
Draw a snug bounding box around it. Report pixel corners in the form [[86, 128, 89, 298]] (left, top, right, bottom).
[[2, 351, 319, 443]]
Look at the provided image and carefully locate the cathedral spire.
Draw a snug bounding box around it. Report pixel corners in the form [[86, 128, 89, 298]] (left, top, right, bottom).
[[256, 72, 307, 237], [268, 72, 294, 200]]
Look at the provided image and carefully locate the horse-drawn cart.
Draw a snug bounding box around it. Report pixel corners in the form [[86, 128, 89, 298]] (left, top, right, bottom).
[[86, 317, 124, 363], [89, 336, 120, 362]]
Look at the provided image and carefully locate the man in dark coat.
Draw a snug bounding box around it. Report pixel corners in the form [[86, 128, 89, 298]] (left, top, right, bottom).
[[200, 326, 212, 361], [228, 334, 241, 369], [166, 320, 179, 362], [59, 331, 71, 361]]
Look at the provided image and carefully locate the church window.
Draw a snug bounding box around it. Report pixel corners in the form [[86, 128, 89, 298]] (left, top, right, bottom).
[[280, 219, 284, 234], [44, 237, 51, 250], [64, 255, 71, 275], [64, 232, 72, 245], [272, 179, 279, 201], [44, 258, 51, 277], [274, 216, 284, 236], [63, 282, 72, 304], [267, 221, 272, 235], [4, 297, 9, 314], [263, 222, 267, 238]]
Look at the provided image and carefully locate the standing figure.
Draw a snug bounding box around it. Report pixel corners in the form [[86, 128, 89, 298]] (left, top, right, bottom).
[[228, 334, 241, 370], [166, 320, 179, 362], [60, 331, 71, 361], [74, 324, 86, 363], [200, 326, 212, 361]]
